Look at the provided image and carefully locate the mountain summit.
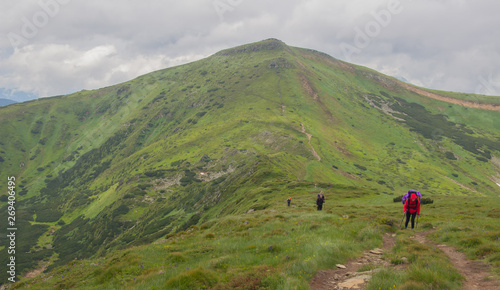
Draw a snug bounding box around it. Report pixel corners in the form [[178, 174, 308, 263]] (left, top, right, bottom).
[[1, 39, 499, 287]]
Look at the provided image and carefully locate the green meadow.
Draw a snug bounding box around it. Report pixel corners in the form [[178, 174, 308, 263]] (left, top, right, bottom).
[[12, 188, 500, 289]]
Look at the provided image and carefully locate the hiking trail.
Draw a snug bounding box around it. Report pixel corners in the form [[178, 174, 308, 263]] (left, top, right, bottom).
[[402, 83, 500, 112], [310, 230, 499, 289], [309, 233, 397, 289], [414, 231, 499, 290], [300, 123, 321, 161]]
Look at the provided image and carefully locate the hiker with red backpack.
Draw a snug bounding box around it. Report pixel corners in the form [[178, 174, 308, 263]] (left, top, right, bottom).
[[404, 191, 421, 229]]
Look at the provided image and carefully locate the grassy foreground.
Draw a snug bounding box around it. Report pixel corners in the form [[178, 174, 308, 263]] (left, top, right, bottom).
[[13, 185, 500, 289]]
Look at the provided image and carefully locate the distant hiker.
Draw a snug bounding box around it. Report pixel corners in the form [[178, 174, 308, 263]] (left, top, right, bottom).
[[287, 196, 291, 207], [316, 193, 325, 211], [401, 189, 422, 205], [404, 192, 421, 229]]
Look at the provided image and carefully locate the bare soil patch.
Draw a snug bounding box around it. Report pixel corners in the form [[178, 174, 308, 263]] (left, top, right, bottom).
[[414, 231, 499, 290], [309, 233, 397, 290]]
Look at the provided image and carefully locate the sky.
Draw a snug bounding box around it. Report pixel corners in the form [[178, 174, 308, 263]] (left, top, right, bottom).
[[1, 0, 500, 102]]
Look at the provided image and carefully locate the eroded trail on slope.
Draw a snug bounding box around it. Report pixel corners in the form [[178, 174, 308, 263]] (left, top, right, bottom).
[[402, 83, 500, 112], [309, 233, 396, 290], [300, 123, 321, 161], [414, 231, 499, 290]]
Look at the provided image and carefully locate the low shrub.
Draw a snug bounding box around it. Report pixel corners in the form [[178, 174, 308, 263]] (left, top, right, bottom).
[[376, 216, 396, 227], [164, 268, 218, 289], [393, 196, 403, 203], [422, 223, 433, 229], [169, 252, 187, 263], [421, 197, 434, 205]]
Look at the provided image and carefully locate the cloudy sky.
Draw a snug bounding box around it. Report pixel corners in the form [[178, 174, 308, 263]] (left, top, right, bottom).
[[1, 0, 500, 101]]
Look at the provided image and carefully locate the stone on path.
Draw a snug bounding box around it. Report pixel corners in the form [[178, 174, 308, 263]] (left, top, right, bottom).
[[338, 274, 372, 288], [369, 248, 383, 255]]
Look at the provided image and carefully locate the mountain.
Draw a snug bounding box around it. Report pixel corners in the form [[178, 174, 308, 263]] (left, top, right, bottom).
[[0, 88, 37, 103], [0, 98, 17, 107], [1, 39, 499, 288]]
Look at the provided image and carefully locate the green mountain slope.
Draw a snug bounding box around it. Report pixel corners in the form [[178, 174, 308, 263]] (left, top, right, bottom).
[[1, 39, 499, 287]]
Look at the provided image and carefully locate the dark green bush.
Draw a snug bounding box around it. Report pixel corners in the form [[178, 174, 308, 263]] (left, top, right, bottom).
[[30, 120, 43, 134], [113, 205, 129, 216], [137, 183, 152, 190], [393, 196, 403, 203], [35, 205, 63, 223], [421, 197, 434, 205], [171, 159, 185, 167], [445, 152, 457, 160], [180, 170, 201, 186], [354, 164, 367, 171]]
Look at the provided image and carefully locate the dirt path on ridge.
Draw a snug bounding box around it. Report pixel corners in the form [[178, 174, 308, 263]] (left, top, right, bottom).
[[414, 231, 499, 290], [309, 233, 397, 289], [310, 230, 499, 289], [300, 123, 321, 161], [402, 83, 500, 112]]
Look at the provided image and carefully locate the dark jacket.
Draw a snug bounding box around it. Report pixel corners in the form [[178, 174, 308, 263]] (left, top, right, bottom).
[[316, 194, 325, 205]]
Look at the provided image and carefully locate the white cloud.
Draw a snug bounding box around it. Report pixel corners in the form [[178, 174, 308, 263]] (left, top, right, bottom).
[[0, 43, 205, 97], [1, 0, 500, 99], [64, 45, 117, 67]]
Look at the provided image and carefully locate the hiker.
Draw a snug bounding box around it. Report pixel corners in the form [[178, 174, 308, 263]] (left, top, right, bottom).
[[287, 196, 291, 207], [404, 192, 420, 229], [401, 189, 422, 205], [316, 193, 325, 211]]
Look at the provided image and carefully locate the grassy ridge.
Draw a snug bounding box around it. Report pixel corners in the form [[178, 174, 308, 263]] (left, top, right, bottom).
[[12, 188, 500, 289]]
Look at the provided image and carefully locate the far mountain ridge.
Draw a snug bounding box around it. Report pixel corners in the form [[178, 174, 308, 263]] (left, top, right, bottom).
[[0, 98, 17, 107]]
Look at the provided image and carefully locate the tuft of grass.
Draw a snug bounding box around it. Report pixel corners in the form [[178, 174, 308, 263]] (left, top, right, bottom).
[[213, 265, 277, 290], [164, 268, 218, 289], [204, 233, 216, 240], [169, 252, 187, 263], [366, 268, 406, 290]]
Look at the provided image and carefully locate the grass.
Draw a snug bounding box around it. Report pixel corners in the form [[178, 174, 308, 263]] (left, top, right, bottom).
[[12, 190, 495, 289], [14, 191, 500, 289], [375, 232, 464, 289], [3, 179, 498, 289], [83, 183, 120, 219], [11, 187, 378, 288]]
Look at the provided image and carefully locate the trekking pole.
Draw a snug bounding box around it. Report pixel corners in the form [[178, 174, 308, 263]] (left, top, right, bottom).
[[416, 215, 419, 228], [400, 212, 405, 229]]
